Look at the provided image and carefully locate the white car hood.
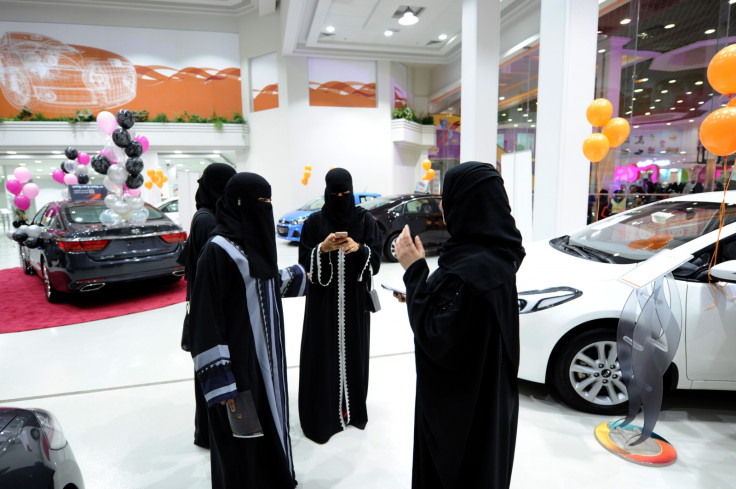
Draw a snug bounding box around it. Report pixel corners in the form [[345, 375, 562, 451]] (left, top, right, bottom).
[[516, 239, 636, 293]]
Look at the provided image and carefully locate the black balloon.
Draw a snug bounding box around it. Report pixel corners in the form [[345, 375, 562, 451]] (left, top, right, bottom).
[[12, 231, 27, 243], [125, 173, 144, 189], [116, 109, 135, 129], [124, 140, 143, 157], [65, 146, 78, 160], [12, 220, 22, 229], [125, 157, 144, 175], [112, 128, 132, 148], [91, 155, 111, 175], [77, 174, 90, 184], [24, 237, 40, 248], [61, 161, 69, 174]]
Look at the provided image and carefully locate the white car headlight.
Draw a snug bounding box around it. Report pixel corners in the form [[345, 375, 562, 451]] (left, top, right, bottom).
[[518, 287, 582, 314], [292, 217, 307, 225]]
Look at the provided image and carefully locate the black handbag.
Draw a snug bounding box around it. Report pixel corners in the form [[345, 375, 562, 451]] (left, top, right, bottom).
[[366, 269, 381, 313], [181, 301, 191, 351]]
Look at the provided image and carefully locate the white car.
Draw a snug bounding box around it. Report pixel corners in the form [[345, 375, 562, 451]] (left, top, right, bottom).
[[157, 197, 179, 224], [517, 191, 736, 414]]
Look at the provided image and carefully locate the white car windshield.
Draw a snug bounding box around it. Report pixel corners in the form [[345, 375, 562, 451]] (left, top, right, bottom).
[[561, 200, 736, 263]]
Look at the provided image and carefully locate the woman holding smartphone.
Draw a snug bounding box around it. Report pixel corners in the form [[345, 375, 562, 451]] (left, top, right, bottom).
[[298, 168, 382, 444]]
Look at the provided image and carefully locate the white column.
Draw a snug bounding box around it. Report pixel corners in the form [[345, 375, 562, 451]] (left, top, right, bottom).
[[460, 0, 500, 164], [533, 0, 598, 240]]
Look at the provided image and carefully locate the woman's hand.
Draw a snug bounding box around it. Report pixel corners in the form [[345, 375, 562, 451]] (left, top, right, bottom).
[[220, 398, 236, 412], [320, 233, 348, 252], [393, 291, 407, 303], [395, 225, 425, 271], [342, 237, 360, 254]]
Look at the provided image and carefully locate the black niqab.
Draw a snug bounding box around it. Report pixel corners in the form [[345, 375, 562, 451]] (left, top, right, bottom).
[[212, 172, 278, 279], [321, 168, 356, 230], [439, 161, 525, 295], [195, 163, 236, 210]]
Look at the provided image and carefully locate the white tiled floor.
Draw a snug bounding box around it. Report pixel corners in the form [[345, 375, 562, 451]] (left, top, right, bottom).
[[1, 236, 735, 488]]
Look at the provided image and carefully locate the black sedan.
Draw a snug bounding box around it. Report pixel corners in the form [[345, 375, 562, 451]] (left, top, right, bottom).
[[359, 194, 448, 262], [17, 200, 186, 303], [0, 407, 85, 489]]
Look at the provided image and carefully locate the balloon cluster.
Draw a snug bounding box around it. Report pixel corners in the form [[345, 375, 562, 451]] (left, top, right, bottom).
[[582, 98, 630, 163], [53, 146, 91, 186], [5, 167, 39, 211], [144, 168, 168, 189], [7, 223, 51, 250], [300, 165, 312, 186], [87, 110, 151, 226], [420, 159, 436, 180], [700, 44, 736, 156]]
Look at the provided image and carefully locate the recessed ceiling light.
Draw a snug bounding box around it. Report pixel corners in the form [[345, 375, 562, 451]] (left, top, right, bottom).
[[499, 96, 505, 101], [438, 33, 448, 41], [513, 124, 518, 127], [670, 107, 675, 110], [637, 78, 649, 83], [655, 99, 661, 102], [213, 150, 221, 154], [686, 91, 692, 95], [677, 100, 683, 103], [632, 97, 637, 101], [34, 160, 41, 163], [517, 107, 523, 111], [620, 18, 631, 25], [52, 151, 61, 154], [6, 151, 16, 154], [705, 29, 716, 35], [625, 110, 632, 115], [666, 123, 672, 126], [634, 125, 640, 128], [522, 114, 528, 117], [598, 48, 606, 53], [200, 162, 206, 165], [398, 8, 418, 26], [695, 81, 704, 85], [634, 88, 643, 93], [689, 120, 695, 123], [645, 112, 651, 115], [730, 0, 736, 4], [325, 25, 335, 33], [669, 79, 676, 84], [661, 90, 668, 93], [384, 30, 394, 37], [664, 24, 675, 29], [531, 124, 536, 128], [650, 106, 655, 109], [690, 108, 696, 111], [507, 119, 512, 122], [174, 150, 182, 154], [699, 101, 705, 104]]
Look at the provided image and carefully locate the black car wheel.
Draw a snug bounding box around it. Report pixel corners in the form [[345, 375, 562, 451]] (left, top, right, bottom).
[[41, 259, 62, 303], [549, 328, 628, 415], [19, 246, 34, 275], [383, 232, 400, 262]]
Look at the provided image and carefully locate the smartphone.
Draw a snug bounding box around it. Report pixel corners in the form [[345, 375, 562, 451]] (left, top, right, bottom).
[[381, 283, 406, 295], [335, 231, 348, 239]]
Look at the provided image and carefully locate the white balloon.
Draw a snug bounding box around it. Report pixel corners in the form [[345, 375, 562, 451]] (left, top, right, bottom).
[[103, 176, 122, 195], [99, 209, 122, 226], [18, 225, 29, 233], [129, 208, 149, 226], [113, 200, 131, 217], [104, 194, 120, 210], [113, 145, 127, 165], [107, 164, 128, 185], [63, 160, 77, 174], [124, 195, 144, 210], [6, 230, 14, 240], [75, 164, 89, 176], [26, 225, 42, 238]]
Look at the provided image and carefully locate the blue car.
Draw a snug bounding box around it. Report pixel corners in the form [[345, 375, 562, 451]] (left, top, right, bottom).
[[277, 192, 380, 242]]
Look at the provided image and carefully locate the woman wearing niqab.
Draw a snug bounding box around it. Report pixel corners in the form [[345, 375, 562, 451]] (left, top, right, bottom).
[[188, 173, 307, 489], [396, 161, 525, 489], [179, 162, 236, 448], [298, 168, 382, 444]]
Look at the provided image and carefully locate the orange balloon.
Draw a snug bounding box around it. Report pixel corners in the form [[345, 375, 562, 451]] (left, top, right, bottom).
[[422, 159, 432, 171], [727, 97, 736, 108], [426, 169, 436, 180], [582, 133, 610, 162], [586, 98, 613, 127], [162, 176, 168, 183], [156, 181, 163, 188], [146, 169, 155, 178], [300, 177, 308, 186], [602, 117, 630, 148], [144, 181, 153, 189], [304, 165, 312, 171], [699, 107, 736, 156], [708, 44, 736, 95], [303, 170, 311, 178]]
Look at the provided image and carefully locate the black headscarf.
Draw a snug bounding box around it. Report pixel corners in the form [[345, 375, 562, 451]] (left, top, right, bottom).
[[212, 172, 278, 279], [321, 168, 357, 230], [438, 161, 525, 295], [195, 163, 236, 211]]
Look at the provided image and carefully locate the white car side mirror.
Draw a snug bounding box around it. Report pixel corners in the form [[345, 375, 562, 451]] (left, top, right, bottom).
[[710, 260, 736, 283]]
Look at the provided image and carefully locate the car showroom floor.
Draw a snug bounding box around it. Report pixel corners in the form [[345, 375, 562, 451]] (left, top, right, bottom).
[[0, 235, 735, 489]]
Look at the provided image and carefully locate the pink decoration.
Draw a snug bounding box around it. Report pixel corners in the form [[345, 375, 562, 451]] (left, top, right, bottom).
[[63, 173, 79, 185], [96, 111, 118, 135], [5, 179, 22, 195], [127, 188, 141, 197], [13, 166, 31, 184], [14, 195, 30, 211], [134, 134, 150, 153], [100, 147, 115, 163], [52, 169, 66, 184], [77, 152, 90, 165], [22, 183, 39, 200]]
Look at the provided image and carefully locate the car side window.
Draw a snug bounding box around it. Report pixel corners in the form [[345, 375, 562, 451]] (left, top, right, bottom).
[[406, 198, 433, 214], [360, 195, 375, 203], [163, 201, 178, 212], [41, 207, 58, 227], [32, 206, 48, 226], [673, 234, 736, 282]]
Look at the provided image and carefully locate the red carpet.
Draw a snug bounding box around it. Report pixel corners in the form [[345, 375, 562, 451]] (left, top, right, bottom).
[[0, 267, 187, 334]]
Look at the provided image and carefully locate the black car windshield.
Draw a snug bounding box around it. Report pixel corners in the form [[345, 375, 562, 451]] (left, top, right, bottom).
[[358, 196, 400, 211], [300, 197, 325, 211], [64, 204, 165, 224], [563, 200, 736, 263]]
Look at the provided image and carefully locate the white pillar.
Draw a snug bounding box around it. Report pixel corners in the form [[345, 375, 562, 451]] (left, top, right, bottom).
[[460, 0, 500, 164], [533, 0, 598, 240]]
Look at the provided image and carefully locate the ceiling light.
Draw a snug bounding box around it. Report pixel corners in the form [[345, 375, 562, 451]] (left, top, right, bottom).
[[666, 123, 672, 126], [645, 112, 651, 115], [174, 150, 182, 154], [200, 162, 206, 165], [688, 120, 694, 123], [35, 160, 41, 163], [620, 18, 631, 25], [51, 151, 61, 154], [661, 89, 668, 93], [695, 81, 704, 85], [655, 99, 661, 102], [598, 48, 606, 53], [634, 125, 640, 128], [165, 160, 171, 163], [699, 101, 705, 104], [664, 24, 675, 29], [634, 88, 643, 93], [499, 96, 505, 101], [690, 108, 696, 111], [325, 25, 335, 33], [384, 30, 394, 37], [517, 107, 523, 111], [398, 8, 418, 26], [650, 106, 655, 109], [522, 114, 528, 117], [637, 78, 649, 83], [438, 33, 448, 41], [730, 0, 736, 4], [670, 107, 675, 110], [632, 97, 637, 101], [686, 91, 692, 95], [625, 110, 632, 115], [6, 151, 16, 154], [705, 29, 716, 35], [507, 119, 512, 122], [531, 124, 536, 128], [677, 100, 683, 103], [669, 79, 676, 84], [513, 124, 518, 127]]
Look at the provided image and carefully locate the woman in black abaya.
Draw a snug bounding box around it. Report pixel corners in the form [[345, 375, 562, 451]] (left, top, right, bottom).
[[298, 168, 382, 444], [189, 173, 306, 489], [395, 161, 525, 489], [179, 162, 236, 448]]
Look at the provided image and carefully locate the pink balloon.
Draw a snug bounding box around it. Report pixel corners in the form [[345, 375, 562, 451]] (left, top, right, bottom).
[[52, 169, 66, 184], [134, 134, 150, 153], [100, 147, 115, 163], [13, 166, 31, 184], [5, 178, 22, 195], [127, 188, 141, 197], [14, 194, 30, 211], [64, 173, 79, 185], [96, 111, 118, 135], [23, 182, 39, 199], [77, 152, 90, 165]]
